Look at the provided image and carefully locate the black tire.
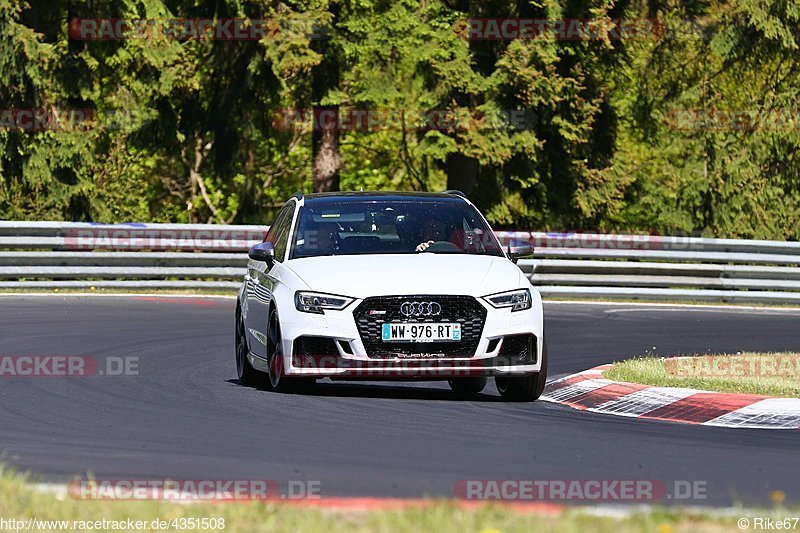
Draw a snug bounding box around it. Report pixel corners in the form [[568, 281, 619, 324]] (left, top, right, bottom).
[[448, 377, 487, 397], [236, 309, 268, 386], [266, 307, 314, 393], [496, 337, 548, 402]]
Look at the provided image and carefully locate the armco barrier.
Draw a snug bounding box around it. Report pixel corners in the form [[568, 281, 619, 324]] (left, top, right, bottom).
[[1, 222, 800, 303]]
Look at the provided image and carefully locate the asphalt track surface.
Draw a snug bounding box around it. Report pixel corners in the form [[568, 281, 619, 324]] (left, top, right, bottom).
[[1, 295, 799, 507]]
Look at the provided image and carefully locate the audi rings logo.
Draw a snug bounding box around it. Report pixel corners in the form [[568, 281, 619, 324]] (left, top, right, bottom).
[[400, 301, 442, 317]]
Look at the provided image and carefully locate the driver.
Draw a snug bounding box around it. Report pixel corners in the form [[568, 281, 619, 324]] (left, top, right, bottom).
[[309, 224, 339, 255], [415, 217, 447, 252]]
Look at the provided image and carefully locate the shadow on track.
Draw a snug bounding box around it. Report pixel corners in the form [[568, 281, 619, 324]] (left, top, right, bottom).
[[226, 378, 502, 402]]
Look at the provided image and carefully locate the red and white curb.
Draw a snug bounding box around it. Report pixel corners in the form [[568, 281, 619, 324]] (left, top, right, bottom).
[[542, 364, 800, 429]]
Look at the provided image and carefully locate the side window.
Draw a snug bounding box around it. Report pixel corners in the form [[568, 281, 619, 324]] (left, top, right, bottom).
[[264, 210, 284, 246], [267, 204, 295, 262]]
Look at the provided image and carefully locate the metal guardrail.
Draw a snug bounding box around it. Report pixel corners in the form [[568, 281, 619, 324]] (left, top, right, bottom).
[[1, 222, 800, 303]]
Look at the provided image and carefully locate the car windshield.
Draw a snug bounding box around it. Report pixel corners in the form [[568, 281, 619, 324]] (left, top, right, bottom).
[[289, 199, 504, 259]]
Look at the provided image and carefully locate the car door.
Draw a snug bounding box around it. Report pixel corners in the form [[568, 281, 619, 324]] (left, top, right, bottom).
[[245, 203, 295, 360]]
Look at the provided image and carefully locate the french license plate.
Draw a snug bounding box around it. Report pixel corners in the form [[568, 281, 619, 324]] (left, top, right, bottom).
[[381, 323, 461, 342]]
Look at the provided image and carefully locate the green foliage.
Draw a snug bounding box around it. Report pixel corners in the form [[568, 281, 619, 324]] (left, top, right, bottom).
[[597, 0, 800, 238], [1, 0, 798, 238]]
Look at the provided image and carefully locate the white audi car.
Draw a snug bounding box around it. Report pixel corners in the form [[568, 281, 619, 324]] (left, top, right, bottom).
[[235, 191, 546, 401]]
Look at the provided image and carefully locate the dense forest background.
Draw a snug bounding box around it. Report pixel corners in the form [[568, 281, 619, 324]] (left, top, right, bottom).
[[1, 0, 799, 237]]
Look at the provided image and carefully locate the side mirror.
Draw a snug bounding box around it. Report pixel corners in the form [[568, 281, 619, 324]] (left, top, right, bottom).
[[248, 242, 275, 267], [508, 243, 534, 264]]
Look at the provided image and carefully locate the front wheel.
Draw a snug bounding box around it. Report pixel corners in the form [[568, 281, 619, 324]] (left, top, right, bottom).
[[496, 337, 548, 402], [236, 310, 267, 386], [448, 377, 487, 397], [267, 307, 314, 393]]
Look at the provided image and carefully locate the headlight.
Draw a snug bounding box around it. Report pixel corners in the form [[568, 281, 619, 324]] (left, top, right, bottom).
[[294, 291, 354, 314], [483, 289, 532, 311]]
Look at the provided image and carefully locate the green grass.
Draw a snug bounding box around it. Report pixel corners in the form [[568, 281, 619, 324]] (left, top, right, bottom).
[[604, 353, 800, 398], [0, 466, 789, 532]]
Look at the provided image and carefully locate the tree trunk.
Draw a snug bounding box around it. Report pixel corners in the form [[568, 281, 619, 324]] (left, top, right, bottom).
[[445, 152, 479, 195], [311, 5, 341, 193], [312, 108, 341, 192]]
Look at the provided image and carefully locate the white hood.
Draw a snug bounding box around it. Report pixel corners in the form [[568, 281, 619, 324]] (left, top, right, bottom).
[[285, 253, 525, 299]]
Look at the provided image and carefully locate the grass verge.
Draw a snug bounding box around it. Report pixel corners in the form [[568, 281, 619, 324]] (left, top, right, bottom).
[[0, 466, 789, 532], [604, 353, 800, 398]]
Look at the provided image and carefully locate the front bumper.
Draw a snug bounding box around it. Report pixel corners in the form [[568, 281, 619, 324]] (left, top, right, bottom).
[[290, 356, 539, 379], [275, 294, 543, 379]]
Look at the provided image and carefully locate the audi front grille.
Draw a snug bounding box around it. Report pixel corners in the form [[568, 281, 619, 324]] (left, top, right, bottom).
[[352, 295, 487, 359]]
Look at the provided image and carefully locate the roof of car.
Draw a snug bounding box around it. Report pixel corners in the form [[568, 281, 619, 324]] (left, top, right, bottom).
[[299, 191, 468, 204]]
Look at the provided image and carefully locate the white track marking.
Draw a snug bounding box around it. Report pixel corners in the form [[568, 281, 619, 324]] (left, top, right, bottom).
[[704, 398, 800, 429], [541, 379, 612, 403], [589, 387, 699, 417]]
